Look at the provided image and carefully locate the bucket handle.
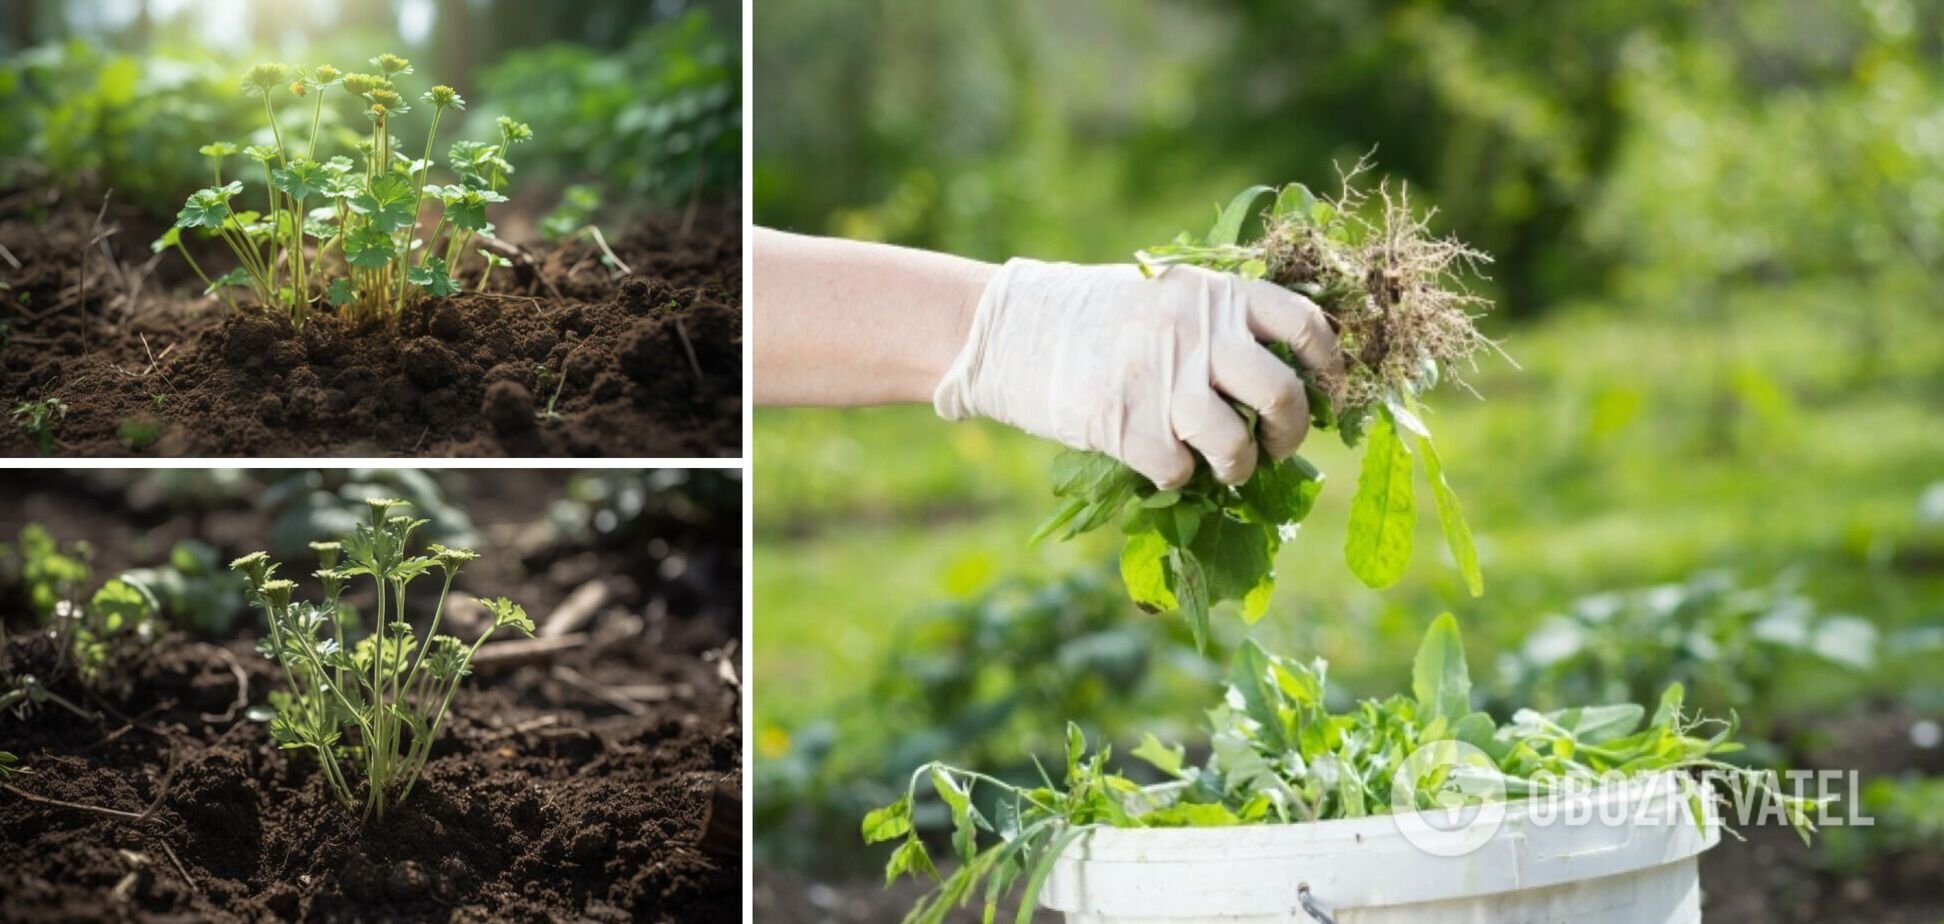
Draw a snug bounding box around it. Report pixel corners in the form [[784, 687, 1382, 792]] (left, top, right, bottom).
[[1297, 883, 1338, 924]]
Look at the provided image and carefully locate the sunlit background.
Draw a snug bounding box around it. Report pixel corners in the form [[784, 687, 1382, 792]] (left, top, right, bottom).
[[0, 0, 740, 228], [752, 2, 1944, 920]]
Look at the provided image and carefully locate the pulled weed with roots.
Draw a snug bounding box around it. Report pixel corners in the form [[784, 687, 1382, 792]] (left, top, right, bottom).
[[1038, 161, 1504, 649]]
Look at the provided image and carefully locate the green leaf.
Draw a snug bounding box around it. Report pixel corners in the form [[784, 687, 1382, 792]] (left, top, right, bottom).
[[1206, 185, 1276, 247], [1651, 683, 1686, 729], [932, 769, 981, 862], [1014, 827, 1088, 924], [1119, 527, 1176, 612], [203, 267, 252, 296], [1170, 546, 1211, 652], [1344, 412, 1415, 589], [1235, 455, 1322, 525], [343, 225, 398, 269], [1411, 613, 1470, 723], [1188, 515, 1276, 622], [90, 578, 154, 633], [887, 835, 938, 884], [1050, 450, 1124, 497], [1064, 723, 1086, 779], [175, 182, 243, 229], [443, 188, 504, 231], [1141, 490, 1181, 508], [1272, 183, 1319, 221], [481, 596, 535, 635], [348, 174, 417, 232], [150, 226, 181, 254], [407, 256, 460, 297], [1545, 704, 1645, 745], [271, 159, 325, 200], [1418, 435, 1482, 597], [1131, 733, 1187, 779], [1142, 802, 1240, 827], [326, 277, 357, 306], [863, 793, 914, 844]]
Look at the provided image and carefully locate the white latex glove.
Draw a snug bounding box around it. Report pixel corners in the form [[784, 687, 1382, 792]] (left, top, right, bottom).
[[934, 259, 1343, 489]]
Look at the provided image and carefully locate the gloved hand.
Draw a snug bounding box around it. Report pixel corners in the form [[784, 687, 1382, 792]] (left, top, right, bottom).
[[933, 258, 1343, 489]]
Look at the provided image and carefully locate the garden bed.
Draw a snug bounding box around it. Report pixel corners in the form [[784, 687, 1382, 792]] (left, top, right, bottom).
[[0, 471, 742, 921], [0, 189, 741, 457]]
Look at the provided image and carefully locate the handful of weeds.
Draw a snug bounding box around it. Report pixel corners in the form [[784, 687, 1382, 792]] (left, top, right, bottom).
[[160, 56, 532, 327], [232, 498, 534, 821], [1037, 164, 1497, 649], [865, 614, 1824, 924]]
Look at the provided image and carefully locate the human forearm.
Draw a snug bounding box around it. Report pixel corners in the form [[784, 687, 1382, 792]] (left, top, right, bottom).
[[751, 228, 994, 406]]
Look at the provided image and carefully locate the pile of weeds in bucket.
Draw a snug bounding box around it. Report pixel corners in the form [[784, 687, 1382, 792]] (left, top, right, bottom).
[[863, 614, 1823, 924]]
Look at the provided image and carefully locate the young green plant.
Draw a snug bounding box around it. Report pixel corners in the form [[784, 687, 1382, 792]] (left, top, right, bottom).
[[12, 397, 66, 456], [231, 498, 534, 821], [1037, 164, 1497, 649], [170, 56, 531, 327], [0, 524, 160, 707]]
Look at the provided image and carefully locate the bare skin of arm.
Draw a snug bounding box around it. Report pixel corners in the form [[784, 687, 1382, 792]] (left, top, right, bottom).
[[751, 227, 995, 406]]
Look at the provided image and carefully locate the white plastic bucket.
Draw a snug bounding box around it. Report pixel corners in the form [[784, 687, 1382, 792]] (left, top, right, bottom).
[[1039, 774, 1721, 923]]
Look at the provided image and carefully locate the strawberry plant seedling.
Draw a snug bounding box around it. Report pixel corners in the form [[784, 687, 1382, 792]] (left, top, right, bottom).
[[865, 614, 1825, 924], [169, 57, 531, 327], [232, 498, 534, 821], [1037, 163, 1498, 649]]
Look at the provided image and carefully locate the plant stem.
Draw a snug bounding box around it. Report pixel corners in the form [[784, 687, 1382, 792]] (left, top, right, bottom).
[[420, 215, 447, 269], [395, 104, 446, 312], [261, 160, 282, 300], [173, 241, 237, 314], [368, 571, 387, 821], [399, 573, 455, 706], [262, 95, 288, 164], [307, 87, 326, 162]]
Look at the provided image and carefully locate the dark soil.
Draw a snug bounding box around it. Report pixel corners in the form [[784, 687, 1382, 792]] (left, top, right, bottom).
[[0, 471, 743, 921], [0, 188, 741, 457]]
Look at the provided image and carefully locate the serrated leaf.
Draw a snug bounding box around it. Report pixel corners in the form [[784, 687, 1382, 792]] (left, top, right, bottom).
[[326, 277, 357, 306], [271, 159, 325, 200], [407, 256, 460, 297], [343, 225, 397, 269], [1345, 412, 1415, 589], [175, 182, 243, 229], [348, 174, 417, 231]]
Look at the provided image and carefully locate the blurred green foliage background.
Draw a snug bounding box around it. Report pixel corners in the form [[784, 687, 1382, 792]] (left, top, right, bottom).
[[0, 0, 740, 222], [752, 0, 1944, 891]]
